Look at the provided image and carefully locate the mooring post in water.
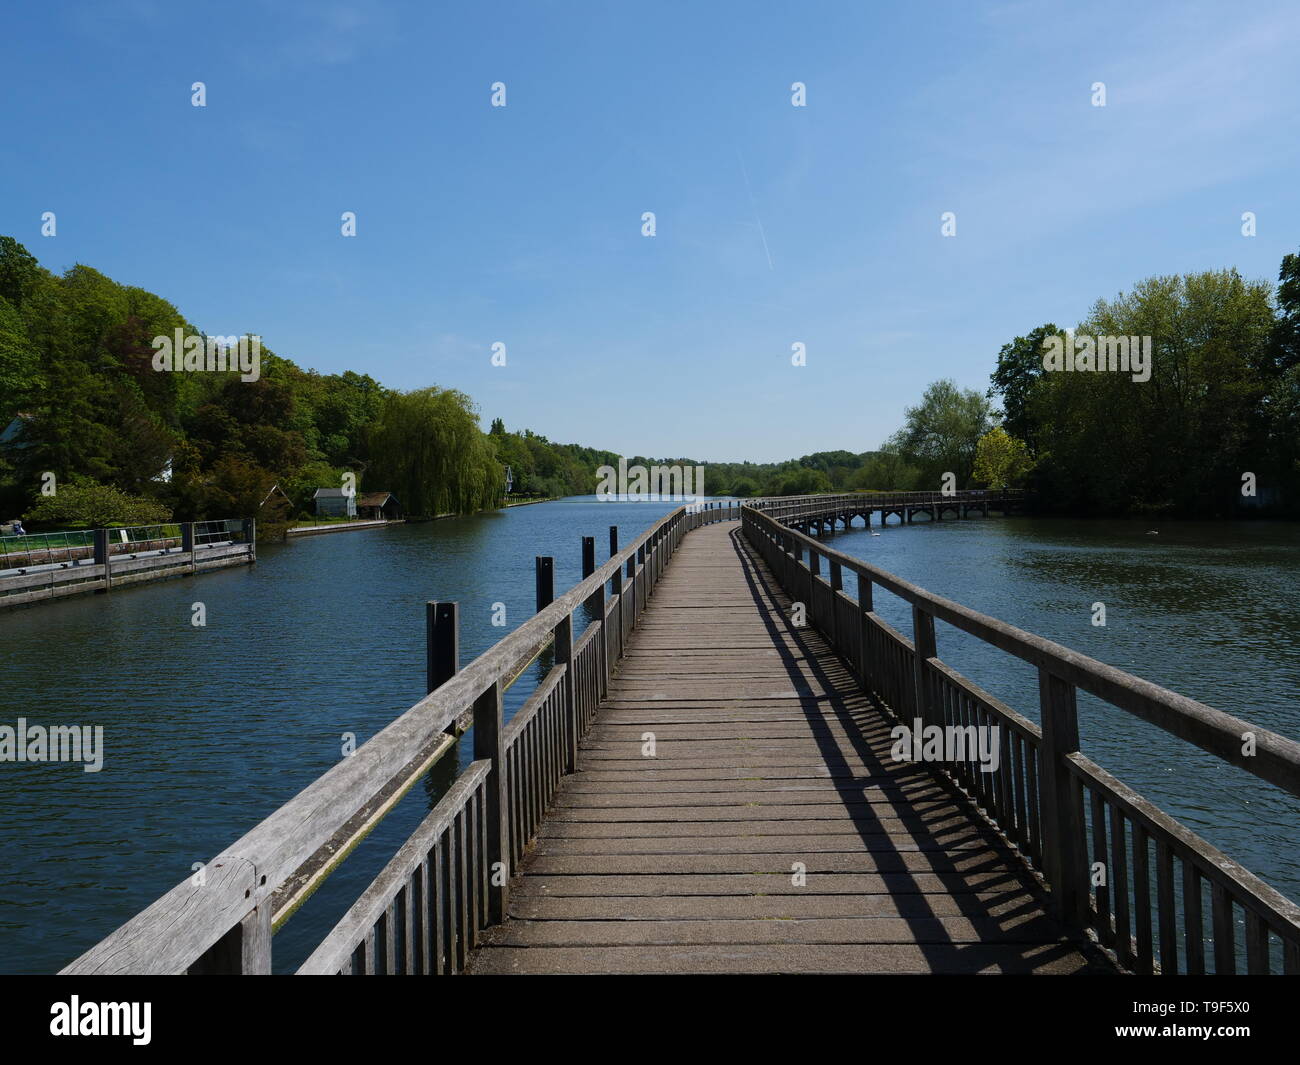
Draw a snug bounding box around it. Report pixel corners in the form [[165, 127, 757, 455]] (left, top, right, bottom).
[[181, 521, 196, 573], [581, 536, 595, 579], [535, 556, 554, 613], [93, 527, 110, 592], [427, 601, 459, 693]]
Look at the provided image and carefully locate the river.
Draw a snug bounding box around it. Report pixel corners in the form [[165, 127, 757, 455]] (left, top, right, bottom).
[[1, 498, 1296, 973]]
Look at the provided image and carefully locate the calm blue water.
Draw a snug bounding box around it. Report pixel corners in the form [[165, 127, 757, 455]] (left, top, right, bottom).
[[0, 500, 1296, 973]]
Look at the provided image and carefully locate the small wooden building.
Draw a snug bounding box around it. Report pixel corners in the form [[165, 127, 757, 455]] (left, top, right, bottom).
[[313, 488, 357, 518], [357, 491, 401, 521]]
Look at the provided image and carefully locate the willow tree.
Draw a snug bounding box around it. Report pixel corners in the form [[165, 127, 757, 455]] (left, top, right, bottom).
[[366, 387, 503, 516]]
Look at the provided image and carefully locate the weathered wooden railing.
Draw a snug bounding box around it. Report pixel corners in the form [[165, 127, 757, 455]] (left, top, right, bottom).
[[0, 519, 255, 607], [61, 502, 734, 975], [743, 498, 1300, 974]]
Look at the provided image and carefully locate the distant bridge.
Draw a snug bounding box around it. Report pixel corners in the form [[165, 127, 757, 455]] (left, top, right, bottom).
[[61, 496, 1300, 975], [768, 489, 1026, 534]]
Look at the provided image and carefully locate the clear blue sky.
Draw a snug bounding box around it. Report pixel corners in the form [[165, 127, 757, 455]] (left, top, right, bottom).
[[3, 0, 1297, 462]]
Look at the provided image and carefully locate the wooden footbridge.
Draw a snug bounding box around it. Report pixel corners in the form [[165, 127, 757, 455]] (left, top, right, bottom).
[[775, 489, 1025, 532], [63, 495, 1300, 975]]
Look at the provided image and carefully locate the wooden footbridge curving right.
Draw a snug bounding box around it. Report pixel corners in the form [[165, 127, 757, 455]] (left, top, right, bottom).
[[63, 494, 1300, 976]]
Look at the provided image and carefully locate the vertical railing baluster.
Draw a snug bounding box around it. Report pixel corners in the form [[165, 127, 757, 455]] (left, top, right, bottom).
[[1211, 882, 1235, 974], [1183, 863, 1204, 974], [1037, 668, 1088, 928], [1133, 823, 1153, 974], [1156, 840, 1178, 974], [1090, 790, 1111, 944], [1110, 806, 1133, 970], [472, 680, 506, 928], [1244, 911, 1269, 974], [911, 607, 936, 729]]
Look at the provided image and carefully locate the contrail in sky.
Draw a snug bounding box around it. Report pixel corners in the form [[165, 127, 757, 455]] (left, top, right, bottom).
[[737, 148, 774, 271]]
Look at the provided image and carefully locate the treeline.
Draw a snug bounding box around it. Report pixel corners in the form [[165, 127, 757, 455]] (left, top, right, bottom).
[[0, 237, 608, 529], [988, 261, 1300, 515], [4, 234, 1295, 528], [684, 452, 886, 497], [816, 253, 1300, 516], [488, 419, 621, 502]]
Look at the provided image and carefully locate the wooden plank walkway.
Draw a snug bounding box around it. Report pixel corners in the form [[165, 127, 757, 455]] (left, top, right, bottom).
[[471, 521, 1111, 974]]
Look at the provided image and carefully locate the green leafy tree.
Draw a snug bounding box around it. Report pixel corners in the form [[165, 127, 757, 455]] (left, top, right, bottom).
[[972, 426, 1034, 488], [1270, 251, 1300, 374], [1024, 270, 1274, 513], [988, 324, 1061, 451], [24, 479, 172, 527], [890, 379, 995, 488], [367, 388, 503, 516]]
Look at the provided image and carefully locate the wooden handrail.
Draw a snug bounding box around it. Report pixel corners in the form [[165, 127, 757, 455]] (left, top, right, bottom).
[[62, 504, 698, 975], [742, 501, 1300, 795], [742, 496, 1300, 972]]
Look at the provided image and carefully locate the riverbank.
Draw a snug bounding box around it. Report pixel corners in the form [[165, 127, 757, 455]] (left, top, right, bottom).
[[503, 496, 556, 509], [286, 519, 399, 537]]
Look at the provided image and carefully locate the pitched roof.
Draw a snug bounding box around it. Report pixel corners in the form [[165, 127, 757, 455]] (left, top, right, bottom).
[[313, 488, 351, 498], [357, 491, 397, 506]]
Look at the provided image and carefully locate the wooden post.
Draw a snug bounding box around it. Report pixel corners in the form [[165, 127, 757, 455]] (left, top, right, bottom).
[[473, 680, 508, 924], [911, 606, 936, 727], [93, 527, 110, 592], [637, 541, 647, 615], [243, 518, 256, 561], [181, 521, 196, 574], [535, 556, 554, 613], [581, 536, 595, 579], [857, 574, 874, 686], [554, 613, 576, 772], [609, 527, 623, 658], [827, 559, 842, 651], [426, 601, 459, 693], [188, 905, 271, 974], [1038, 668, 1089, 927], [592, 582, 608, 699]]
